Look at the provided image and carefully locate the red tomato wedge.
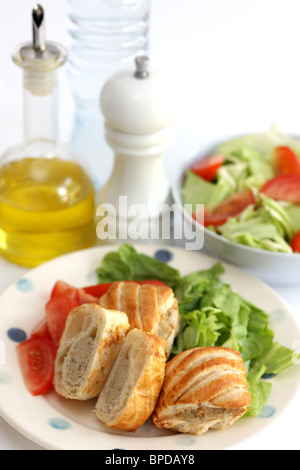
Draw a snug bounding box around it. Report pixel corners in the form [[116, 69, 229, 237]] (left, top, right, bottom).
[[51, 280, 98, 303], [82, 282, 115, 298], [200, 209, 228, 227], [31, 318, 51, 340], [45, 295, 80, 348], [261, 175, 300, 202], [273, 146, 300, 175], [291, 230, 300, 253], [17, 336, 56, 396], [214, 190, 255, 216], [50, 280, 78, 301], [194, 190, 256, 227], [191, 154, 225, 181], [77, 289, 98, 304]]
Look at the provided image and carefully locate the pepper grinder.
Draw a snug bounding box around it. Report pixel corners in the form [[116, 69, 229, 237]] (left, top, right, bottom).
[[98, 56, 177, 242]]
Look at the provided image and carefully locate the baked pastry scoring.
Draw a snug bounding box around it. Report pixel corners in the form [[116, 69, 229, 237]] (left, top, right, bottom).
[[99, 281, 180, 357], [152, 346, 252, 435]]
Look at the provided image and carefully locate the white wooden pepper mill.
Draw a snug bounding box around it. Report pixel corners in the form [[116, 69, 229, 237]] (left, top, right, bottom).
[[98, 56, 177, 242]]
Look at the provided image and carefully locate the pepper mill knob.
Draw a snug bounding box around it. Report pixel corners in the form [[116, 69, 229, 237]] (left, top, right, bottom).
[[99, 56, 177, 227], [134, 56, 149, 79]]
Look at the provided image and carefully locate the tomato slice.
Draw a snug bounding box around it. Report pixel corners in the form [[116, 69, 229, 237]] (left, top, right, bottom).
[[214, 190, 255, 216], [17, 337, 56, 396], [291, 230, 300, 253], [200, 209, 229, 227], [273, 146, 300, 175], [191, 154, 225, 181], [77, 289, 98, 304], [50, 280, 78, 301], [45, 295, 80, 348], [31, 318, 51, 340], [261, 175, 300, 202], [195, 190, 255, 227], [82, 282, 114, 299]]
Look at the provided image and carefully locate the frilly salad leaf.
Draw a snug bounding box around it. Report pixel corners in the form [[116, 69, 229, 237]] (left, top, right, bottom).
[[218, 195, 294, 253], [96, 244, 299, 418], [182, 170, 233, 213]]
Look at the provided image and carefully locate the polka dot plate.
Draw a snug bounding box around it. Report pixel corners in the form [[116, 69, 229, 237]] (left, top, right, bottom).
[[0, 245, 299, 450]]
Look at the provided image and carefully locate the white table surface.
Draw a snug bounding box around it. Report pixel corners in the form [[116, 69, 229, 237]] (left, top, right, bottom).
[[0, 0, 300, 450]]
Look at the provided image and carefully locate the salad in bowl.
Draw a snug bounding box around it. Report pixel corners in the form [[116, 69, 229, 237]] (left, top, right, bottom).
[[174, 126, 300, 285]]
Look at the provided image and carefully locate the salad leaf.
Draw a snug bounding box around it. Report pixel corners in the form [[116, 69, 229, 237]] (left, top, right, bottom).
[[182, 170, 233, 212], [285, 203, 300, 233], [172, 307, 222, 355], [174, 262, 224, 303], [96, 243, 180, 289], [246, 364, 272, 417], [216, 124, 300, 158], [217, 196, 294, 253], [181, 170, 216, 210]]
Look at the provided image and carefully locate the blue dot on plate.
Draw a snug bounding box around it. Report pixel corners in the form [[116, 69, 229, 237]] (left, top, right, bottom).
[[86, 271, 98, 285], [48, 417, 72, 431], [176, 434, 197, 446], [270, 309, 286, 323], [0, 372, 12, 385], [16, 278, 35, 293], [262, 373, 277, 380], [7, 328, 27, 343], [154, 249, 173, 263], [259, 405, 276, 419]]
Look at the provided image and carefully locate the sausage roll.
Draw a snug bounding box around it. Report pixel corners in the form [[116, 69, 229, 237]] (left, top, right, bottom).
[[152, 346, 252, 435], [99, 281, 180, 357], [96, 328, 166, 432], [53, 303, 130, 400]]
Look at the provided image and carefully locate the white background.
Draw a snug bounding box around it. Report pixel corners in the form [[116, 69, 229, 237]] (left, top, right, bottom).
[[2, 0, 300, 170], [0, 0, 300, 450]]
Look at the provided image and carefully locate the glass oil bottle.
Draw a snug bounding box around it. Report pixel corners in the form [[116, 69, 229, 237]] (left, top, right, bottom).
[[0, 5, 96, 267]]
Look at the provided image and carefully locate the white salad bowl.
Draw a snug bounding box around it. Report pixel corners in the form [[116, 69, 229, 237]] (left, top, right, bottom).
[[171, 139, 300, 287]]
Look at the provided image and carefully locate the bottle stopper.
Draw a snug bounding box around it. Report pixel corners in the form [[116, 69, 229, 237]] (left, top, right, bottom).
[[12, 4, 67, 96]]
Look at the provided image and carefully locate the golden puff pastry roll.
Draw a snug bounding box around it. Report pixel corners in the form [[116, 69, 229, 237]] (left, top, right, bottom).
[[99, 281, 180, 357], [152, 346, 252, 435], [53, 303, 130, 400], [95, 328, 166, 432]]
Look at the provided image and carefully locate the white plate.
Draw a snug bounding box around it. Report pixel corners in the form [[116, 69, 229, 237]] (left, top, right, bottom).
[[0, 244, 299, 450]]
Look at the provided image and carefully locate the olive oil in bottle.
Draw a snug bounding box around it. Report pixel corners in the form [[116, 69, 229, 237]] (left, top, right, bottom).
[[0, 5, 96, 267], [0, 158, 95, 267]]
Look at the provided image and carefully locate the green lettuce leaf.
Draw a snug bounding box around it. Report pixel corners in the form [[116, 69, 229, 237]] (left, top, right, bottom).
[[96, 243, 180, 289], [285, 203, 300, 233], [246, 364, 272, 417], [217, 195, 294, 253], [182, 170, 233, 212]]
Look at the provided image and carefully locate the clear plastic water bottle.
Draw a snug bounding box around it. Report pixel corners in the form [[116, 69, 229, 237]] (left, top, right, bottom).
[[67, 0, 151, 191]]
